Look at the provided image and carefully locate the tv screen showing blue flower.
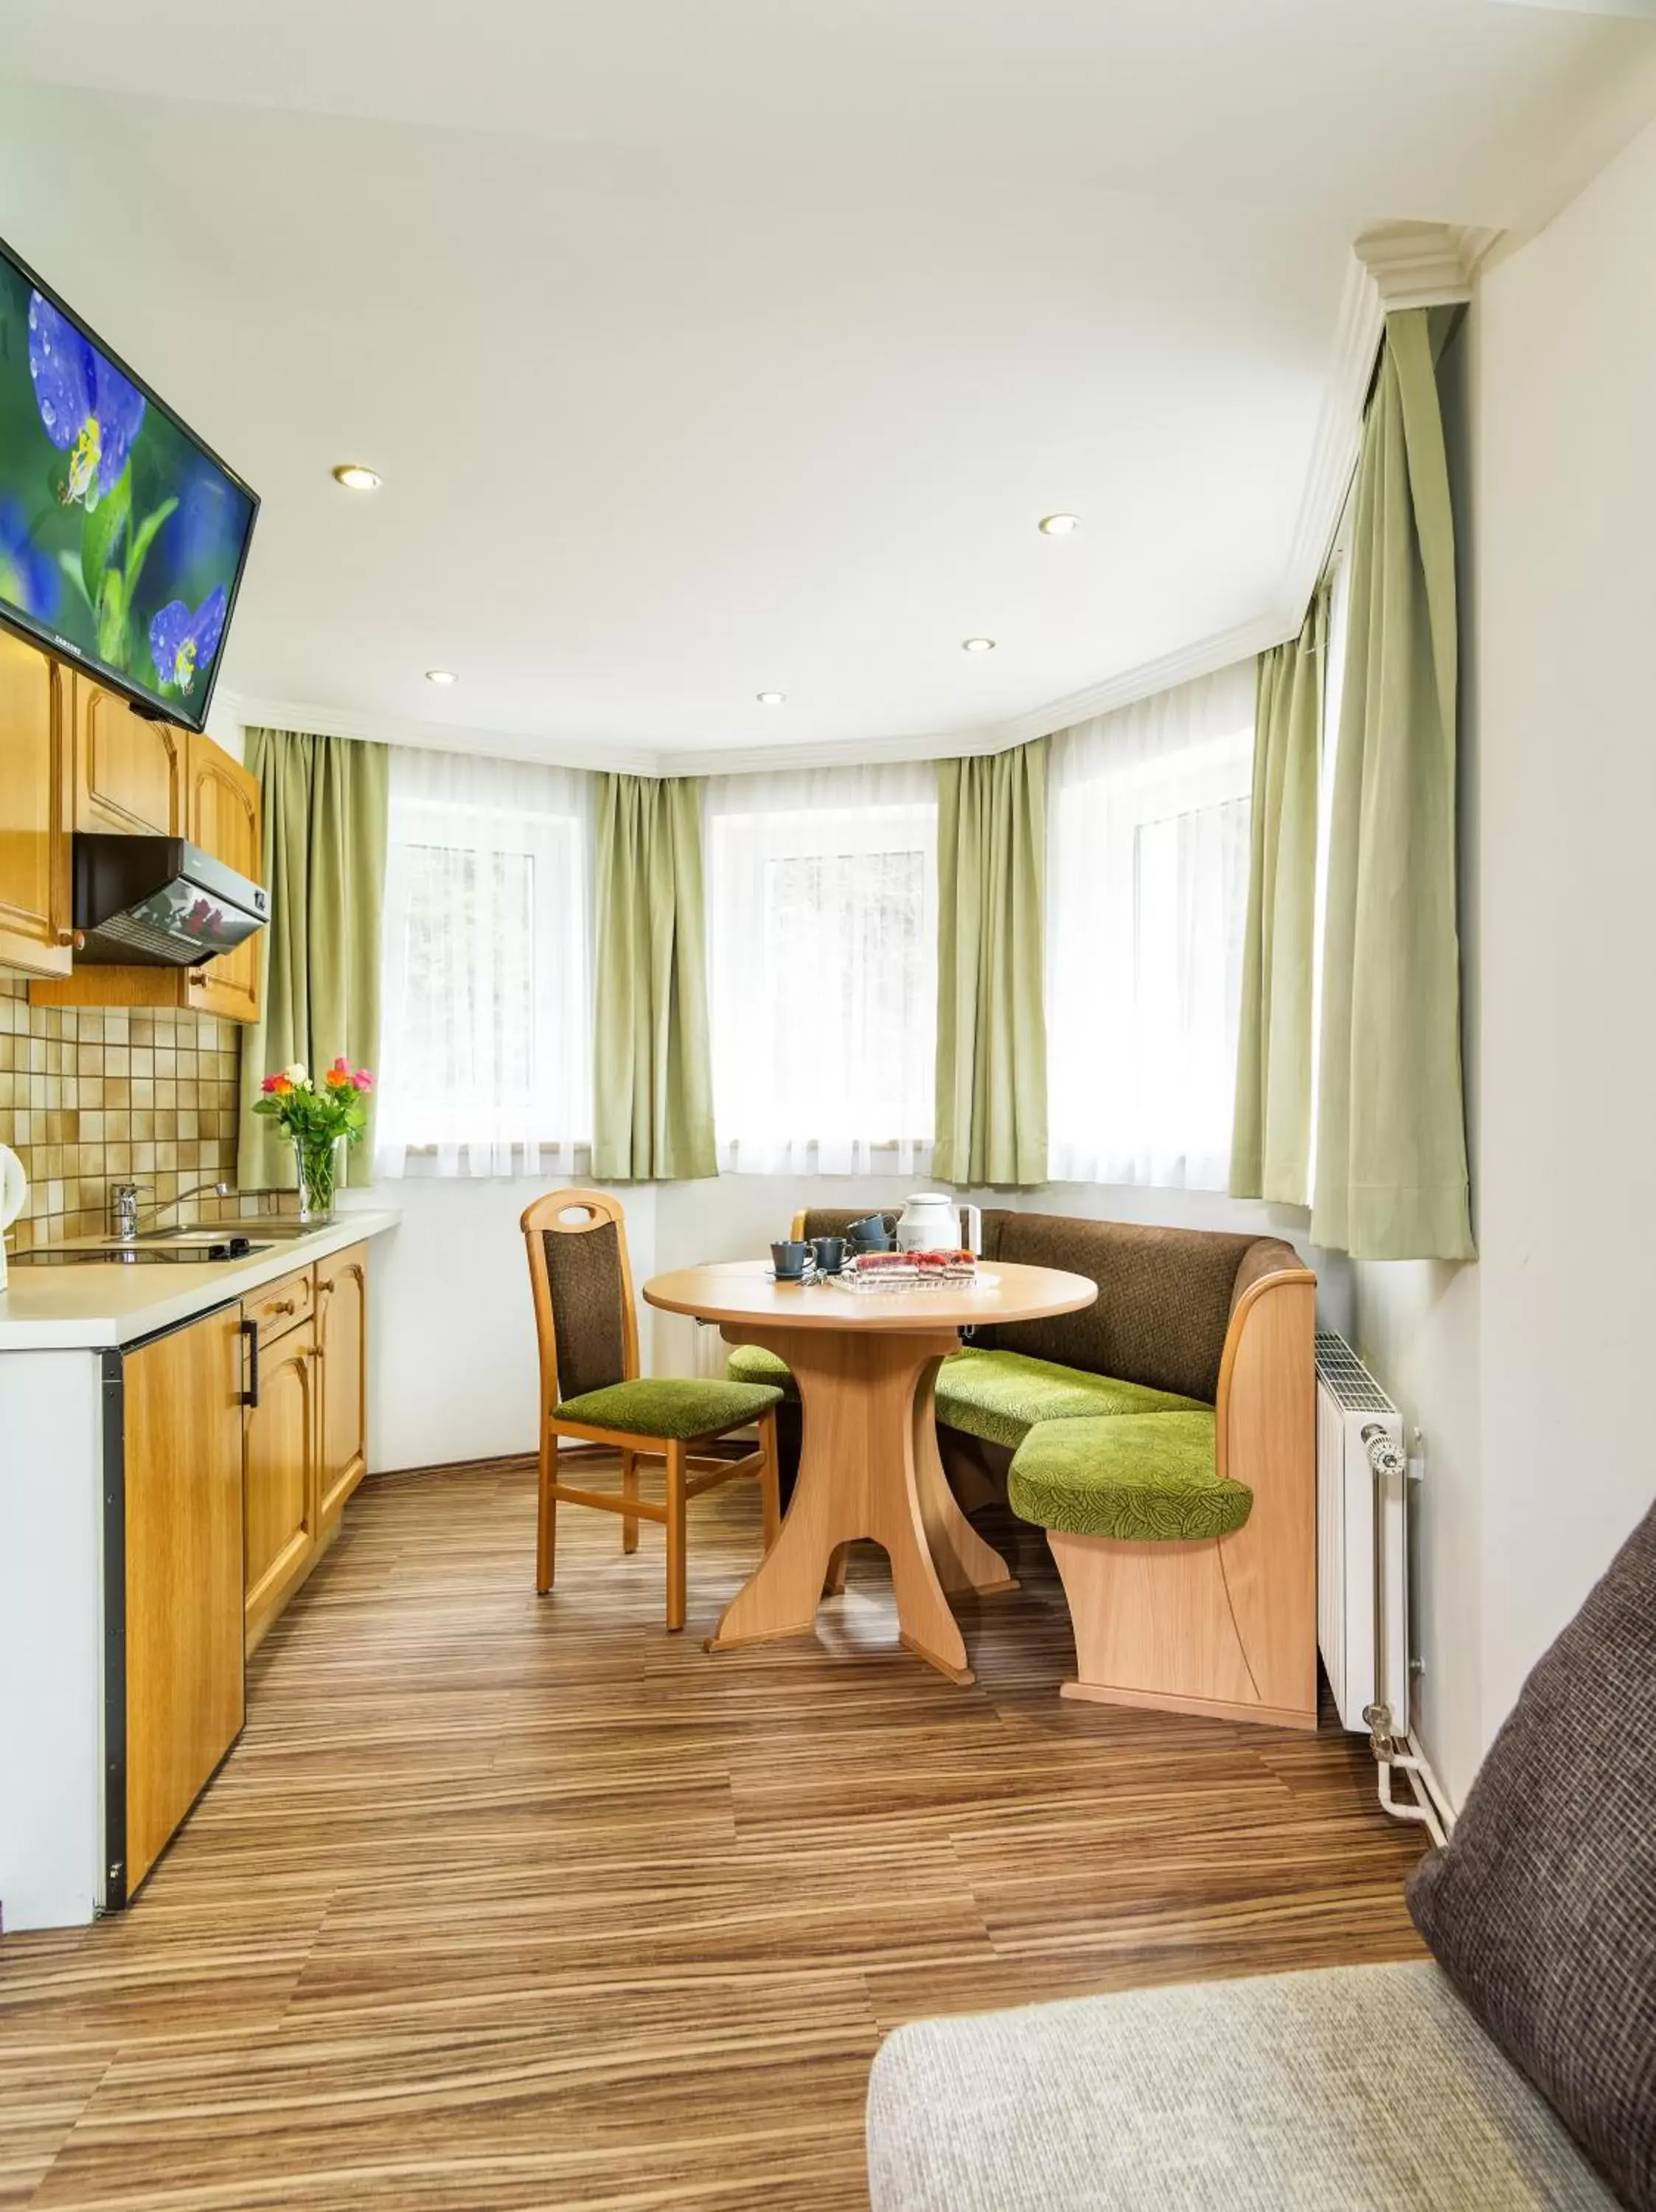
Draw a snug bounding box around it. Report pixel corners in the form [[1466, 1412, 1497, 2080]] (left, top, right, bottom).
[[0, 237, 257, 732]]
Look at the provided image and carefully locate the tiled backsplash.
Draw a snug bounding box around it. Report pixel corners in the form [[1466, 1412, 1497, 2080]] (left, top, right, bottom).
[[0, 975, 242, 1252]]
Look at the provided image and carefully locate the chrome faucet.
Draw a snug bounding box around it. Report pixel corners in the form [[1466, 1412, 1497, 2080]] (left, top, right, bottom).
[[108, 1179, 232, 1242]]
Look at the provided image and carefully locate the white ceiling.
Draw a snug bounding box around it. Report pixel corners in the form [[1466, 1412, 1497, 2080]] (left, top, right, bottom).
[[2, 1, 1654, 769]]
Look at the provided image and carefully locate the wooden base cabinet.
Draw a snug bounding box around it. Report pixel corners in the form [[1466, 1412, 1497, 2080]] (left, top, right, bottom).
[[242, 1244, 372, 1655], [243, 1318, 319, 1655], [120, 1306, 247, 1899], [317, 1245, 369, 1526]]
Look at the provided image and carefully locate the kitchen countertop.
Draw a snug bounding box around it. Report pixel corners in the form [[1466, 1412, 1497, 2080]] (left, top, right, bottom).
[[0, 1208, 401, 1352]]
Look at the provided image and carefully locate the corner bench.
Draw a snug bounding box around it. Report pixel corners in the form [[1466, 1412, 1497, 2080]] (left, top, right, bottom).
[[729, 1208, 1317, 1728]]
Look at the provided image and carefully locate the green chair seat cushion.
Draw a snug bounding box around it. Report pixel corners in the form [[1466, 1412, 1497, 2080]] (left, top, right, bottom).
[[726, 1343, 796, 1395], [556, 1377, 783, 1441], [1008, 1411, 1250, 1542], [934, 1348, 1208, 1450]]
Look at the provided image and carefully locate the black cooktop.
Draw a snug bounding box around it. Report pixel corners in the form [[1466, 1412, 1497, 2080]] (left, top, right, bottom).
[[14, 1237, 260, 1267]]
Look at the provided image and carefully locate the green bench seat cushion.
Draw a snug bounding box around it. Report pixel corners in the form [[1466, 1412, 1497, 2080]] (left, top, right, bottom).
[[936, 1348, 1206, 1450], [726, 1343, 795, 1394], [1008, 1411, 1250, 1542], [556, 1377, 782, 1441], [725, 1343, 1205, 1449]]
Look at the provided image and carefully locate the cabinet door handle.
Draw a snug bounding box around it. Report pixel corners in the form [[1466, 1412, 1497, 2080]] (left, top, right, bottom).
[[269, 1298, 296, 1315], [241, 1318, 260, 1408], [187, 967, 207, 987]]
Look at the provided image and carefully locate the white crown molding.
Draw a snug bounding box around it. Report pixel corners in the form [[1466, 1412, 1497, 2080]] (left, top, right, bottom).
[[219, 689, 665, 777], [221, 220, 1496, 781], [1352, 220, 1501, 311]]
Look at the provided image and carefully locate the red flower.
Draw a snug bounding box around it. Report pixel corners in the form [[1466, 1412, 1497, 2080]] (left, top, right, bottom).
[[261, 1071, 293, 1096]]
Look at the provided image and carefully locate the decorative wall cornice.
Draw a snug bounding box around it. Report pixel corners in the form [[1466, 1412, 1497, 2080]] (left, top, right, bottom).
[[223, 220, 1500, 779], [1352, 220, 1501, 310]]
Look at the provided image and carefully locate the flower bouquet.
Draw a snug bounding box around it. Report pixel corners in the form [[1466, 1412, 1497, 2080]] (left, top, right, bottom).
[[254, 1058, 374, 1222]]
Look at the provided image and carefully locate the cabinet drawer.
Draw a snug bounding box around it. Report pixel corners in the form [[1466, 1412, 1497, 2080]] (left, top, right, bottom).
[[244, 1266, 314, 1346]]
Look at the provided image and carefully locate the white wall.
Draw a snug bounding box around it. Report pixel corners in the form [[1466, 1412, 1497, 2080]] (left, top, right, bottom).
[[363, 1175, 656, 1473], [1353, 115, 1656, 1805], [1474, 120, 1656, 1727]]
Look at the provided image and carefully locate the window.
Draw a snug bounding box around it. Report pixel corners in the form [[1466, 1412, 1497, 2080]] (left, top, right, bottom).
[[1046, 661, 1255, 1189], [705, 762, 936, 1173], [375, 746, 592, 1176]]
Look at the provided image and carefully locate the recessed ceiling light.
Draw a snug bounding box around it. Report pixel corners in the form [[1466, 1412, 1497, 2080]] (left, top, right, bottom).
[[332, 463, 382, 492], [1038, 512, 1081, 535], [425, 669, 458, 685], [756, 690, 787, 706], [961, 636, 997, 653]]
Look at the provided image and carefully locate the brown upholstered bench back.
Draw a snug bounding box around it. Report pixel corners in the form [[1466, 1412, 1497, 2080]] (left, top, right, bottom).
[[798, 1208, 901, 1242], [978, 1211, 1303, 1405]]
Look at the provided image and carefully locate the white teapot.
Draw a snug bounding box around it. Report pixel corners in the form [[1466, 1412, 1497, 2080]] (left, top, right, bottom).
[[0, 1143, 27, 1293], [895, 1192, 981, 1256]]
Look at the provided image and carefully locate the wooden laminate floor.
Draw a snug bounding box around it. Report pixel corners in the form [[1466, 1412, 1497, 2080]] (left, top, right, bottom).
[[1, 1455, 1427, 2211]]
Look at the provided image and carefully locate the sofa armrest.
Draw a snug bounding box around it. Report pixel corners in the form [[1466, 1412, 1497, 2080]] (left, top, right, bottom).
[[1213, 1266, 1318, 1716]]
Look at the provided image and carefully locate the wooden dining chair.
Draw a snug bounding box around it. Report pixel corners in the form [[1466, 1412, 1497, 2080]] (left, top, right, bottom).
[[521, 1189, 784, 1630]]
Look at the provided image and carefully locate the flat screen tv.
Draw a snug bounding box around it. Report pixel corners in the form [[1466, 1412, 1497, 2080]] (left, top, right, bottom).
[[0, 234, 257, 734]]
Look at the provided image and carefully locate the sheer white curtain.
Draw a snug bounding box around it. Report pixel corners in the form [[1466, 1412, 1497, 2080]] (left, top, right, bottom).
[[706, 762, 936, 1175], [375, 746, 593, 1178], [1046, 661, 1254, 1189]]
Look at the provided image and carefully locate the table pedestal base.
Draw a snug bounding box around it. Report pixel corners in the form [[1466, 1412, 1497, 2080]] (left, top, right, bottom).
[[708, 1324, 1016, 1684]]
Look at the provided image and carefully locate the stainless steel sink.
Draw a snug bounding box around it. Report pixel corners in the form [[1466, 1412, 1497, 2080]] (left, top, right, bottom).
[[139, 1221, 319, 1242]]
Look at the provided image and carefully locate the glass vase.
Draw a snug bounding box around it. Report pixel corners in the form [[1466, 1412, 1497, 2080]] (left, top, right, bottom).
[[292, 1134, 347, 1224]]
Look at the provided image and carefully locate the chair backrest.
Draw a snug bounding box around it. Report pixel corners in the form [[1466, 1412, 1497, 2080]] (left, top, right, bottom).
[[521, 1189, 639, 1411]]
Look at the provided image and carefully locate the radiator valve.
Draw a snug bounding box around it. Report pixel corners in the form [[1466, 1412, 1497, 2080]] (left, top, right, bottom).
[[1362, 1423, 1406, 1481]]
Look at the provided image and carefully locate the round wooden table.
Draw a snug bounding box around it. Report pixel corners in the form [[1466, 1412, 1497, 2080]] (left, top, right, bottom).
[[641, 1259, 1098, 1684]]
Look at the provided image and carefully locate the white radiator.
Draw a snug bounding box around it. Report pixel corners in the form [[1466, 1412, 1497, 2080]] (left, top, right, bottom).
[[1316, 1332, 1407, 1733], [691, 1318, 728, 1380], [1315, 1332, 1453, 1843]]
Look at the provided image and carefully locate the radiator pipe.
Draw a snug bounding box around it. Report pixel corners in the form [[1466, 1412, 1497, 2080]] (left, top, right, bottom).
[[1363, 1423, 1455, 1848]]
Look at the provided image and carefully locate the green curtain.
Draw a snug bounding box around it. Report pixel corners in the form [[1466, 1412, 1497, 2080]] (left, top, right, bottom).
[[1311, 309, 1474, 1260], [933, 740, 1048, 1187], [237, 729, 389, 1191], [1231, 588, 1326, 1204], [592, 774, 717, 1180]]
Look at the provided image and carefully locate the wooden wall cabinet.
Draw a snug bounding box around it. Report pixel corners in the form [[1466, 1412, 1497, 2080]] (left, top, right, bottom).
[[184, 733, 262, 1022], [74, 676, 184, 838], [0, 628, 74, 977], [25, 659, 265, 1023], [121, 1304, 247, 1898], [242, 1243, 371, 1655]]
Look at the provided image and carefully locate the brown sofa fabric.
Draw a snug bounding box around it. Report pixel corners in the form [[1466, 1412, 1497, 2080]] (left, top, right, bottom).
[[798, 1208, 901, 1242], [1229, 1235, 1307, 1312], [978, 1212, 1276, 1405]]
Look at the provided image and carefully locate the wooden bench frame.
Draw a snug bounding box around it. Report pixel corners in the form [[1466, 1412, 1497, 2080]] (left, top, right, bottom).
[[1047, 1267, 1318, 1730]]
